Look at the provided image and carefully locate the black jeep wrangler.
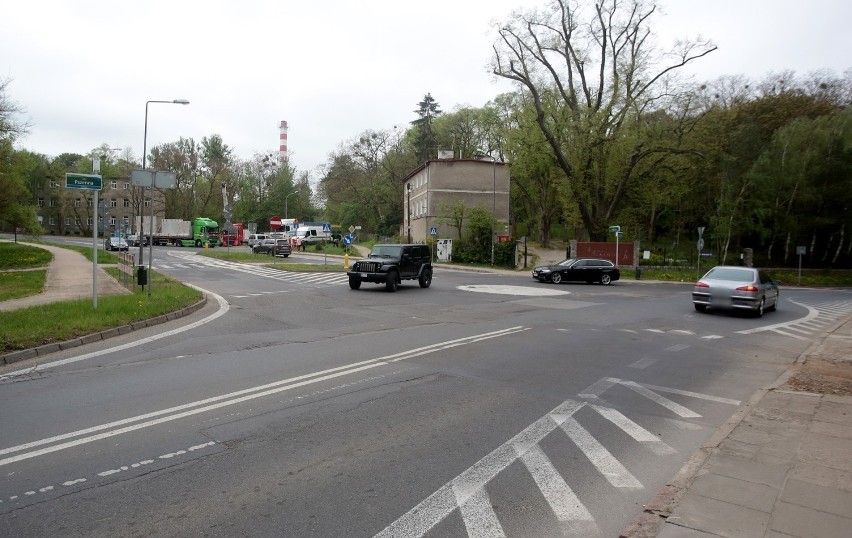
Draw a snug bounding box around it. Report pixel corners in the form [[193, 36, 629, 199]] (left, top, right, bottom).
[[347, 244, 432, 292]]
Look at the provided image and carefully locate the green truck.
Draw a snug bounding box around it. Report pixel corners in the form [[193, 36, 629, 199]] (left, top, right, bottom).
[[136, 217, 220, 247]]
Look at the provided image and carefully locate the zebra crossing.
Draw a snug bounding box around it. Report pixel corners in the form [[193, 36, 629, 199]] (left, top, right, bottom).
[[156, 253, 350, 287], [376, 377, 739, 537], [736, 299, 852, 340]]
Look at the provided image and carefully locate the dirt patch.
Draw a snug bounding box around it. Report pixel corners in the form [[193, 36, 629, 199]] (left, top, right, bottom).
[[782, 338, 852, 396]]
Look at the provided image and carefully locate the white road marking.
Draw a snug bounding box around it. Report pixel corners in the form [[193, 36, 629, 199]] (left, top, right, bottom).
[[4, 441, 217, 504], [457, 284, 570, 296], [560, 416, 643, 489], [0, 327, 527, 467], [577, 378, 619, 399], [591, 405, 676, 456], [457, 488, 505, 538], [639, 383, 740, 406], [1, 285, 230, 379], [664, 344, 691, 352], [629, 357, 658, 369], [375, 399, 586, 537], [520, 444, 597, 533], [619, 381, 702, 418]]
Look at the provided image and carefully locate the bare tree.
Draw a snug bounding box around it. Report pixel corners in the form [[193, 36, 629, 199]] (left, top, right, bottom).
[[492, 0, 716, 239]]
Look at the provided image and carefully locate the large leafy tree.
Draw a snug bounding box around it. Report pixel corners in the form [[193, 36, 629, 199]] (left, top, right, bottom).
[[319, 127, 415, 236], [492, 0, 716, 240], [0, 78, 41, 235]]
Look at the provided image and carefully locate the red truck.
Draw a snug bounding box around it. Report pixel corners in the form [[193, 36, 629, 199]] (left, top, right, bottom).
[[220, 223, 245, 246]]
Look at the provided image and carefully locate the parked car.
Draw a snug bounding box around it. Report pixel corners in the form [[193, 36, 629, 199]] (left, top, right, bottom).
[[532, 258, 620, 285], [247, 233, 267, 248], [272, 239, 291, 258], [104, 236, 129, 251], [252, 238, 290, 257], [692, 265, 780, 317], [126, 234, 147, 247]]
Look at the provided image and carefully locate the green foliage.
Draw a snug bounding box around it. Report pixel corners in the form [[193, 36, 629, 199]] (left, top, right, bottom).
[[0, 270, 202, 352], [0, 242, 52, 269], [411, 93, 442, 163], [0, 270, 46, 301]]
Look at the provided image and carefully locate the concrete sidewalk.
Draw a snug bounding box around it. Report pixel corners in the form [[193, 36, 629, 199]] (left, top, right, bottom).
[[0, 240, 130, 312], [624, 317, 852, 538]]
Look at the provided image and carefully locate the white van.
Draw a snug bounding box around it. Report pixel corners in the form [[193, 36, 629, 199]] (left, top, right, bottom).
[[247, 233, 267, 247], [293, 226, 330, 245]]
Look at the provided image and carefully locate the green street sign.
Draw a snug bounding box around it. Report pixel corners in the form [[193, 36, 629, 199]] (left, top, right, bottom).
[[65, 173, 103, 191]]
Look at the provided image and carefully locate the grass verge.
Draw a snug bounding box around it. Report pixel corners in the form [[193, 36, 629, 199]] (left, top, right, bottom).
[[0, 270, 47, 301], [1, 270, 202, 353], [0, 242, 53, 269]]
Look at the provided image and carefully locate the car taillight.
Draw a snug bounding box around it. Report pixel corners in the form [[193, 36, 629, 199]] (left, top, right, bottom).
[[736, 285, 759, 292], [695, 281, 709, 288]]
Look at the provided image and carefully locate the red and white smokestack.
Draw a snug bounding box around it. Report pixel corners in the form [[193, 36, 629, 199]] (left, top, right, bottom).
[[279, 120, 289, 162]]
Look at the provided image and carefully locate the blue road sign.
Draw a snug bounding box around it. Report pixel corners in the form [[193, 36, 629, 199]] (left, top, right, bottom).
[[430, 227, 438, 236], [323, 223, 331, 232]]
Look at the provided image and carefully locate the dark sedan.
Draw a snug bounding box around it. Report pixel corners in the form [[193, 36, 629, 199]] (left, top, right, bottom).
[[104, 237, 129, 251], [253, 238, 291, 257], [532, 258, 620, 285]]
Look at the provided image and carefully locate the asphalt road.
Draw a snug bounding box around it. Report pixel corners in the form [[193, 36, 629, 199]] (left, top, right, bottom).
[[2, 245, 850, 537]]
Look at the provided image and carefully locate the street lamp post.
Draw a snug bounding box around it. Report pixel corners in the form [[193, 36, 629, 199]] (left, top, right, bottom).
[[140, 99, 189, 293], [285, 190, 299, 220], [491, 156, 496, 267]]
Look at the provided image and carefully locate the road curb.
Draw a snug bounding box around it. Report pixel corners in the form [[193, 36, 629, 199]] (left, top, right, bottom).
[[1, 296, 207, 366], [619, 313, 849, 538]]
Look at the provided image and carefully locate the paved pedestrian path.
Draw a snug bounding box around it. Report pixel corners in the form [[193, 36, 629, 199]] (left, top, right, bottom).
[[624, 317, 852, 538], [0, 240, 129, 311]]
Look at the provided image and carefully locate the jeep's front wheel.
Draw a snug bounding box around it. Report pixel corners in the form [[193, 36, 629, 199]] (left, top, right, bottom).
[[385, 270, 399, 292], [418, 269, 432, 288], [348, 277, 361, 290]]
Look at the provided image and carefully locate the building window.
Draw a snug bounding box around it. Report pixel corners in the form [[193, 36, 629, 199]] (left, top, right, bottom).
[[65, 217, 71, 225], [88, 199, 93, 207], [49, 217, 56, 225], [123, 216, 129, 226], [124, 182, 130, 190], [38, 198, 44, 207], [123, 199, 130, 208], [110, 199, 117, 208], [144, 198, 151, 208], [109, 216, 116, 226], [110, 180, 117, 189], [86, 217, 91, 226], [51, 181, 60, 188], [49, 198, 57, 207], [74, 198, 81, 207]]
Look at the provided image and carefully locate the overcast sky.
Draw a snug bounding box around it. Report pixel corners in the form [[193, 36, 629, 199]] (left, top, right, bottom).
[[4, 0, 850, 178]]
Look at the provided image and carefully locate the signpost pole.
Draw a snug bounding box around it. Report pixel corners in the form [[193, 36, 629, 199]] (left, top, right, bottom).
[[93, 189, 98, 309], [66, 172, 103, 309]]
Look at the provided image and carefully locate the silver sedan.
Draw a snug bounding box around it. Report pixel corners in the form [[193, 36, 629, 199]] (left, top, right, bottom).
[[692, 266, 780, 317]]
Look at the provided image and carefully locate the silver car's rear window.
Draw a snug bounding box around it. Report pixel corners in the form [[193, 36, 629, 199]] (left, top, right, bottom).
[[706, 268, 754, 281]]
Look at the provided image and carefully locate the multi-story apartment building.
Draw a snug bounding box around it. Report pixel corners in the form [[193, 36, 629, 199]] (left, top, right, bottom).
[[402, 157, 510, 243], [35, 175, 164, 238]]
